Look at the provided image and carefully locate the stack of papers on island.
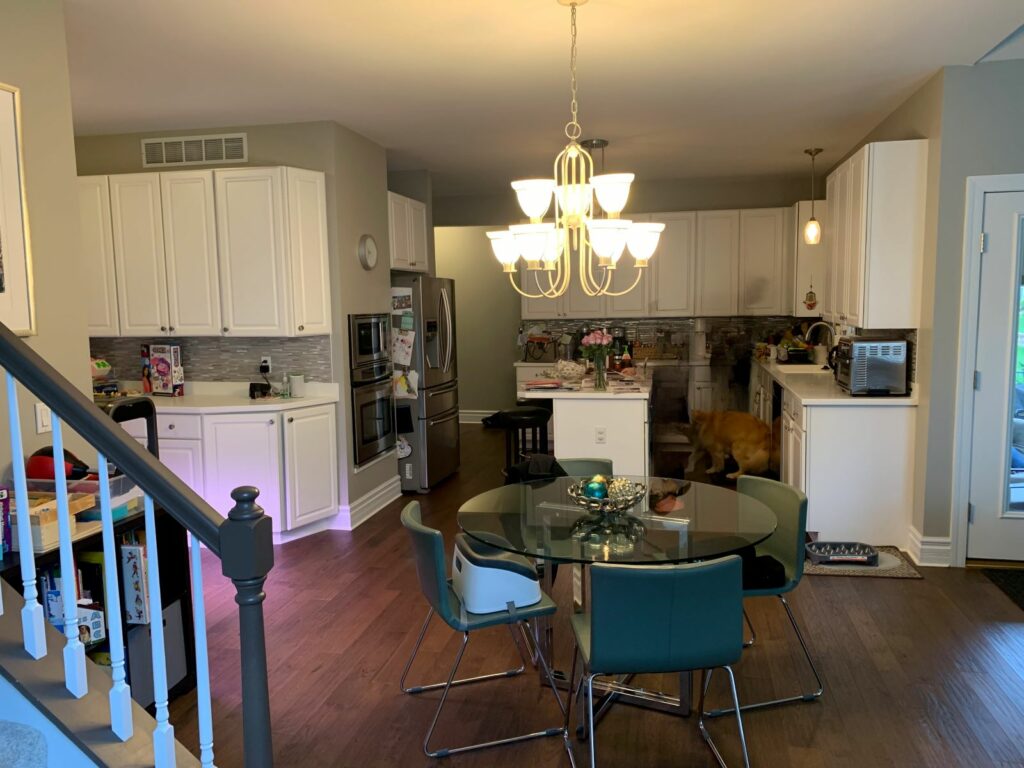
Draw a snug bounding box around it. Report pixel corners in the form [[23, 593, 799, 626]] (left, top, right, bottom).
[[524, 379, 565, 390]]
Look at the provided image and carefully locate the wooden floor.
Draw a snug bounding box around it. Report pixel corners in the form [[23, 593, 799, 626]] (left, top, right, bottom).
[[170, 425, 1024, 768]]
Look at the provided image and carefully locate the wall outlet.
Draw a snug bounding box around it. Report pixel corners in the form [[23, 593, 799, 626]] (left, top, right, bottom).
[[259, 356, 272, 374], [34, 402, 51, 434], [595, 426, 607, 444]]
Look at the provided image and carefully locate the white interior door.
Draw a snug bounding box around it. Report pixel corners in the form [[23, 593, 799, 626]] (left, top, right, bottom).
[[968, 190, 1024, 560]]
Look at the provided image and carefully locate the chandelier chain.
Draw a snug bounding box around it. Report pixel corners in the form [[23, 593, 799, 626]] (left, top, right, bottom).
[[565, 3, 581, 141]]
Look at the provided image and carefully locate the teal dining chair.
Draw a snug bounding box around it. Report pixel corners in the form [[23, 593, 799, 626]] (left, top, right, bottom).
[[706, 475, 824, 718], [398, 502, 574, 762], [567, 557, 751, 768], [557, 457, 614, 477]]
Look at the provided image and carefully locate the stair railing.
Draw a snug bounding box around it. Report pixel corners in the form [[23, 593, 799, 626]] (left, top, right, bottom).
[[0, 322, 274, 768]]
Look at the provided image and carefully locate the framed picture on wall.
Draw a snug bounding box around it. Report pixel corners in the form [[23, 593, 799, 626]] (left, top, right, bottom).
[[0, 83, 35, 335]]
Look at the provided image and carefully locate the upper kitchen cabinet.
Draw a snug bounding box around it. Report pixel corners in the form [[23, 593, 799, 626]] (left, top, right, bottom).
[[738, 208, 786, 315], [160, 170, 222, 336], [695, 210, 739, 316], [77, 176, 120, 336], [388, 192, 428, 272], [825, 140, 927, 329], [519, 269, 564, 319], [214, 167, 332, 336], [109, 173, 169, 336], [790, 200, 828, 318], [649, 211, 696, 317]]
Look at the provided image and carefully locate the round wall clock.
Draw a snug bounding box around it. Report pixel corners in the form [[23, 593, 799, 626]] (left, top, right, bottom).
[[358, 234, 378, 270]]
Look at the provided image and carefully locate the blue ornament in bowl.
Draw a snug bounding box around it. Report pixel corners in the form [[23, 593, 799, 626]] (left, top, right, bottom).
[[584, 479, 608, 499]]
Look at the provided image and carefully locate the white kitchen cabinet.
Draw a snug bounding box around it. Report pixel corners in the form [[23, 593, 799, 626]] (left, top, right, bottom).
[[109, 174, 169, 336], [781, 413, 805, 493], [159, 440, 205, 499], [285, 168, 332, 335], [160, 170, 222, 336], [214, 168, 290, 336], [738, 208, 786, 315], [695, 210, 740, 316], [202, 412, 284, 531], [791, 200, 828, 318], [520, 269, 564, 319], [605, 214, 650, 318], [283, 404, 339, 528], [77, 176, 120, 336], [388, 192, 428, 272], [563, 264, 606, 318], [824, 140, 927, 329], [650, 211, 696, 317]]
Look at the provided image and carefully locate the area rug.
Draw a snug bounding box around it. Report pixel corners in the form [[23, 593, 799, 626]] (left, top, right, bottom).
[[803, 545, 921, 579], [982, 569, 1024, 612]]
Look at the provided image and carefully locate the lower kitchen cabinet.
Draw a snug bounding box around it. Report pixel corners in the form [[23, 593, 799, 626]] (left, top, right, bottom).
[[158, 439, 205, 499], [282, 404, 339, 529]]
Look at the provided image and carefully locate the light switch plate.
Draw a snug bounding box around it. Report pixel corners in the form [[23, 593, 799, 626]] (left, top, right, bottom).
[[35, 402, 51, 434]]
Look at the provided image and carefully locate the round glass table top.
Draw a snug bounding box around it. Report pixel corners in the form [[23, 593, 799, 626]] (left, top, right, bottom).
[[457, 476, 778, 565]]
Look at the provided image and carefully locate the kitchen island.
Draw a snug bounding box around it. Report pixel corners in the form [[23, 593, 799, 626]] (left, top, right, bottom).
[[518, 383, 650, 475]]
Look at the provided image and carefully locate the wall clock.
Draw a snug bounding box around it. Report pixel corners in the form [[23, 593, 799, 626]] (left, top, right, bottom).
[[358, 234, 378, 270]]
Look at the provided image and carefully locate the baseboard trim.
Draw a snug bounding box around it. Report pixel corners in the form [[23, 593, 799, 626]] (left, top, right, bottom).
[[906, 525, 952, 567], [459, 409, 492, 424], [334, 475, 403, 531]]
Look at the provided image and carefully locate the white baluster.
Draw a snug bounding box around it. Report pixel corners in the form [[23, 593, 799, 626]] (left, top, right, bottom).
[[144, 494, 176, 767], [190, 532, 215, 768], [51, 416, 87, 697], [97, 454, 133, 740], [6, 373, 46, 658]]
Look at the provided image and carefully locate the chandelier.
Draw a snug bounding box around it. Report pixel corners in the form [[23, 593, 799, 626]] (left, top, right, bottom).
[[487, 0, 663, 299]]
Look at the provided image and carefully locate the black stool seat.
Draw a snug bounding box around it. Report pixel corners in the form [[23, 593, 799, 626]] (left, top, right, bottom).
[[494, 407, 551, 476]]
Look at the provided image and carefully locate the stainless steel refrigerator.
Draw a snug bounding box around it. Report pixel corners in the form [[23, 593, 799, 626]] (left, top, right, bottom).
[[392, 274, 460, 492]]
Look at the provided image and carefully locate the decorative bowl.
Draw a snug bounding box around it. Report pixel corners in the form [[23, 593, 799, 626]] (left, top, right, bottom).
[[568, 477, 647, 516]]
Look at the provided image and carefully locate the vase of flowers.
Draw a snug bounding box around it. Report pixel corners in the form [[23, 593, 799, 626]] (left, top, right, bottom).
[[580, 328, 613, 391]]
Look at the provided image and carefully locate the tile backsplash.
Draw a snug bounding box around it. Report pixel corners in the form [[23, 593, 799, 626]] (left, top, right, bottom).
[[90, 336, 334, 386]]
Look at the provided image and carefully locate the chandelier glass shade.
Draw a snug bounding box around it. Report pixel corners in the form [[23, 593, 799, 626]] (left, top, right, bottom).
[[487, 2, 662, 299]]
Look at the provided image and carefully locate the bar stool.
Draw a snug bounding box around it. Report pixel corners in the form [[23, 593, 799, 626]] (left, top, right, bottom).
[[496, 406, 551, 475]]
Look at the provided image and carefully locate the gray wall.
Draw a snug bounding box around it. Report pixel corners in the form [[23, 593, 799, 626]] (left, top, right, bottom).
[[0, 0, 93, 469], [76, 120, 396, 508], [388, 169, 435, 275], [435, 226, 521, 413], [434, 174, 810, 226]]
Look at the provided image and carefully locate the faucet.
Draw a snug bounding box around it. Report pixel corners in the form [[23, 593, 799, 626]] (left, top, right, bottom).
[[804, 321, 837, 369]]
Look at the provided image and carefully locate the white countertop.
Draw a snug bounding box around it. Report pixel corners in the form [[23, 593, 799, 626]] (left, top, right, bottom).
[[112, 381, 340, 414], [755, 359, 917, 406], [518, 382, 651, 401]]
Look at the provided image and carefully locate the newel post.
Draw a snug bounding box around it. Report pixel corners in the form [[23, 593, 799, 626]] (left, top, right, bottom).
[[220, 486, 275, 768]]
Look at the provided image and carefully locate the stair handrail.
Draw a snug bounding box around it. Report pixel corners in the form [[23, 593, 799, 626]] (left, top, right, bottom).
[[0, 323, 223, 551]]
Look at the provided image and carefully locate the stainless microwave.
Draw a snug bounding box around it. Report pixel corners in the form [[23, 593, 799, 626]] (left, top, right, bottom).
[[349, 313, 390, 368]]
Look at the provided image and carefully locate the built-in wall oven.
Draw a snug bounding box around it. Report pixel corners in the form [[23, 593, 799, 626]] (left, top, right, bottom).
[[350, 314, 396, 466]]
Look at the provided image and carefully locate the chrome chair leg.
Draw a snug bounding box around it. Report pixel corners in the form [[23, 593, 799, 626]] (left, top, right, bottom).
[[742, 606, 756, 648], [706, 594, 824, 717], [698, 667, 750, 768], [400, 608, 527, 695], [586, 674, 598, 768]]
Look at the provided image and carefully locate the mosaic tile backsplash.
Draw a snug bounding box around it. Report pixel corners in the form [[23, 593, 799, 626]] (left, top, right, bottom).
[[90, 336, 334, 386]]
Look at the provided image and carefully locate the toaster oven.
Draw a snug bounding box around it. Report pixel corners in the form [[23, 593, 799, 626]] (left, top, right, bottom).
[[833, 337, 909, 396]]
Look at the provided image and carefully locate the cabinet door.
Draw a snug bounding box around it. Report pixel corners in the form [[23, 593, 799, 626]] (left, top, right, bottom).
[[285, 168, 332, 335], [822, 175, 838, 323], [790, 424, 805, 493], [159, 438, 205, 498], [695, 210, 739, 316], [563, 262, 606, 318], [283, 404, 339, 529], [781, 414, 793, 486], [604, 214, 649, 319], [738, 208, 786, 315], [792, 200, 828, 318], [407, 197, 429, 272], [832, 164, 850, 325], [77, 176, 120, 336], [651, 211, 696, 317], [202, 413, 283, 531], [161, 171, 221, 336], [843, 147, 867, 327], [519, 269, 564, 318], [214, 168, 289, 336], [388, 192, 411, 269], [109, 174, 169, 336]]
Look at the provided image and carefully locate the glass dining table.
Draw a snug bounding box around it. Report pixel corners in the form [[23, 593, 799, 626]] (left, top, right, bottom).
[[457, 476, 778, 720]]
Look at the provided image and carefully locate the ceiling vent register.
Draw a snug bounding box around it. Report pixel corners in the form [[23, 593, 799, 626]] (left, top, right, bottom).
[[141, 133, 247, 168]]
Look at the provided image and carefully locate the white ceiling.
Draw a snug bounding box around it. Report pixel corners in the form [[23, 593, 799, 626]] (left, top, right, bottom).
[[63, 1, 1024, 196]]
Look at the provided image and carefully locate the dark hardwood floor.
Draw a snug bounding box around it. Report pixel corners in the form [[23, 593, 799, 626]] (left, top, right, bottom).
[[170, 425, 1024, 767]]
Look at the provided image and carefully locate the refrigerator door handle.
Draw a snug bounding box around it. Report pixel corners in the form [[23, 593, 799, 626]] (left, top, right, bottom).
[[427, 412, 460, 427], [442, 288, 453, 373], [427, 383, 458, 397]]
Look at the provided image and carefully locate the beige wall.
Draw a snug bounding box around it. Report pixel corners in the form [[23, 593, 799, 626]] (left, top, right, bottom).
[[433, 174, 809, 226], [435, 226, 520, 413], [75, 120, 396, 508], [0, 0, 93, 469]]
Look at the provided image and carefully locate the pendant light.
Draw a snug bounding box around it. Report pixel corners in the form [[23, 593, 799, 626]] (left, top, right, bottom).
[[803, 148, 823, 245]]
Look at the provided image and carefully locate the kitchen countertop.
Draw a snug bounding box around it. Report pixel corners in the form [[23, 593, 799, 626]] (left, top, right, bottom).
[[107, 381, 340, 414], [518, 382, 651, 401], [755, 359, 917, 406]]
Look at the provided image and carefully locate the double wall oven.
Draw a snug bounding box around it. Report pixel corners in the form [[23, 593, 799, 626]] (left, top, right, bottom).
[[349, 313, 396, 466]]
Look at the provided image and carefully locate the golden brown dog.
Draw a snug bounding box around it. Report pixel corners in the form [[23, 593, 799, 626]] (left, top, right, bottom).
[[686, 410, 779, 479]]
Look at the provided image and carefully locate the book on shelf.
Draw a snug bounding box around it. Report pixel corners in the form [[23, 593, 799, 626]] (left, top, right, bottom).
[[121, 541, 150, 625]]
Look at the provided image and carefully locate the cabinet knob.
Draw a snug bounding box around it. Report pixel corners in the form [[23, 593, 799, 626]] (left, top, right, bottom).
[[168, 423, 175, 430], [160, 326, 167, 332], [288, 417, 294, 423], [298, 325, 304, 332], [169, 326, 175, 332], [268, 419, 275, 425], [222, 327, 229, 333]]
